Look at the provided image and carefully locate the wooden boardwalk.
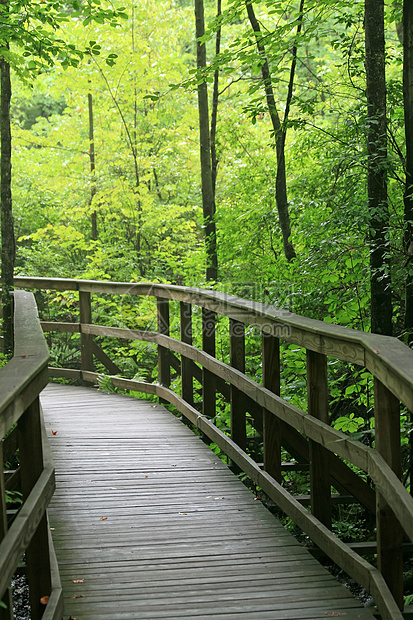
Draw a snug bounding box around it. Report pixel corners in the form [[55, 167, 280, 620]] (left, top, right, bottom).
[[40, 384, 375, 620]]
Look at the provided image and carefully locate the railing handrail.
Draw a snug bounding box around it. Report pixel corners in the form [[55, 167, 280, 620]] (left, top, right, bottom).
[[13, 275, 413, 620], [14, 275, 413, 411], [0, 290, 62, 620]]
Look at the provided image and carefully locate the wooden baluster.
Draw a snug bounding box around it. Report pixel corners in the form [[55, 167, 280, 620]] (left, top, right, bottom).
[[262, 332, 282, 483], [0, 443, 13, 620], [230, 318, 246, 451], [374, 378, 403, 609], [17, 397, 52, 620], [79, 290, 94, 375], [157, 298, 171, 403], [202, 308, 216, 418], [180, 302, 193, 406], [306, 349, 331, 528]]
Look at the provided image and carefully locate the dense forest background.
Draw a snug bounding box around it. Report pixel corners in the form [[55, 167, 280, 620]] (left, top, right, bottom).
[[2, 0, 410, 341]]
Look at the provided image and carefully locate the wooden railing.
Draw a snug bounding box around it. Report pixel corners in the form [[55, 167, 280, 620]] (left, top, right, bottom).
[[14, 276, 413, 620], [0, 290, 62, 620]]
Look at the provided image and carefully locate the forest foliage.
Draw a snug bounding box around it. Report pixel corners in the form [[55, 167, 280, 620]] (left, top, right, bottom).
[[3, 0, 407, 339]]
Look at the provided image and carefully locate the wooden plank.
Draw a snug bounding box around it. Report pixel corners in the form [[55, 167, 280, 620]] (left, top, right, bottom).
[[92, 340, 122, 375], [41, 385, 375, 620], [41, 321, 80, 333]]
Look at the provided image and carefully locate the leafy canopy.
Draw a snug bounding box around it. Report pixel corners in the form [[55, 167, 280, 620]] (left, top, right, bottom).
[[0, 0, 128, 77]]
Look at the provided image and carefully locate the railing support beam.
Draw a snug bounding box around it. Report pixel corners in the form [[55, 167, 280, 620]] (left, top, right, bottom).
[[0, 443, 13, 620], [202, 308, 216, 418], [230, 318, 246, 451], [79, 290, 94, 375], [180, 302, 193, 406], [262, 333, 282, 482], [374, 378, 403, 610], [157, 299, 171, 404], [307, 349, 331, 529]]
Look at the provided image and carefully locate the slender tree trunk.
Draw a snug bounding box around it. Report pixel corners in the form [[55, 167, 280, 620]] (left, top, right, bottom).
[[403, 0, 413, 343], [210, 0, 221, 199], [246, 0, 296, 262], [364, 0, 393, 335], [195, 0, 218, 282], [1, 40, 15, 356], [88, 91, 97, 240]]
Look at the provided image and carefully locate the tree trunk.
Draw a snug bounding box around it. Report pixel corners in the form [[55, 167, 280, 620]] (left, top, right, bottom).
[[403, 0, 413, 344], [245, 0, 296, 262], [210, 0, 221, 199], [364, 0, 393, 336], [1, 42, 15, 356], [88, 91, 98, 240], [195, 0, 218, 282]]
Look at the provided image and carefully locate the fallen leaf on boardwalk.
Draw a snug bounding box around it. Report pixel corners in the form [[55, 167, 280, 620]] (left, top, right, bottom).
[[51, 430, 58, 435], [99, 517, 108, 521], [72, 579, 84, 584], [71, 595, 84, 599], [40, 596, 49, 605]]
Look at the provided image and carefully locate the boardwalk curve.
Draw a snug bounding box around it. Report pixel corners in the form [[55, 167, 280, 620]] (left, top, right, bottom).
[[41, 384, 374, 620]]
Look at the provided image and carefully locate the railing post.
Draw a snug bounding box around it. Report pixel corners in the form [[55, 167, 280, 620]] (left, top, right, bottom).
[[262, 332, 282, 483], [157, 298, 171, 399], [230, 318, 246, 451], [202, 308, 216, 418], [0, 443, 13, 620], [79, 290, 94, 374], [306, 349, 331, 528], [180, 302, 193, 406], [17, 397, 52, 620], [374, 378, 403, 609]]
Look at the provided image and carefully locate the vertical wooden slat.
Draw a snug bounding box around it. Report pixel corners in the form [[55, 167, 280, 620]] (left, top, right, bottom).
[[157, 298, 171, 398], [262, 333, 282, 482], [0, 443, 13, 620], [17, 397, 52, 620], [306, 349, 331, 528], [79, 290, 94, 373], [202, 308, 216, 418], [374, 378, 403, 610], [230, 318, 246, 451], [180, 302, 193, 406]]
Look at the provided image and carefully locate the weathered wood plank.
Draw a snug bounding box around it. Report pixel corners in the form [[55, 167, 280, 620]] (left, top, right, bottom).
[[41, 385, 375, 620]]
